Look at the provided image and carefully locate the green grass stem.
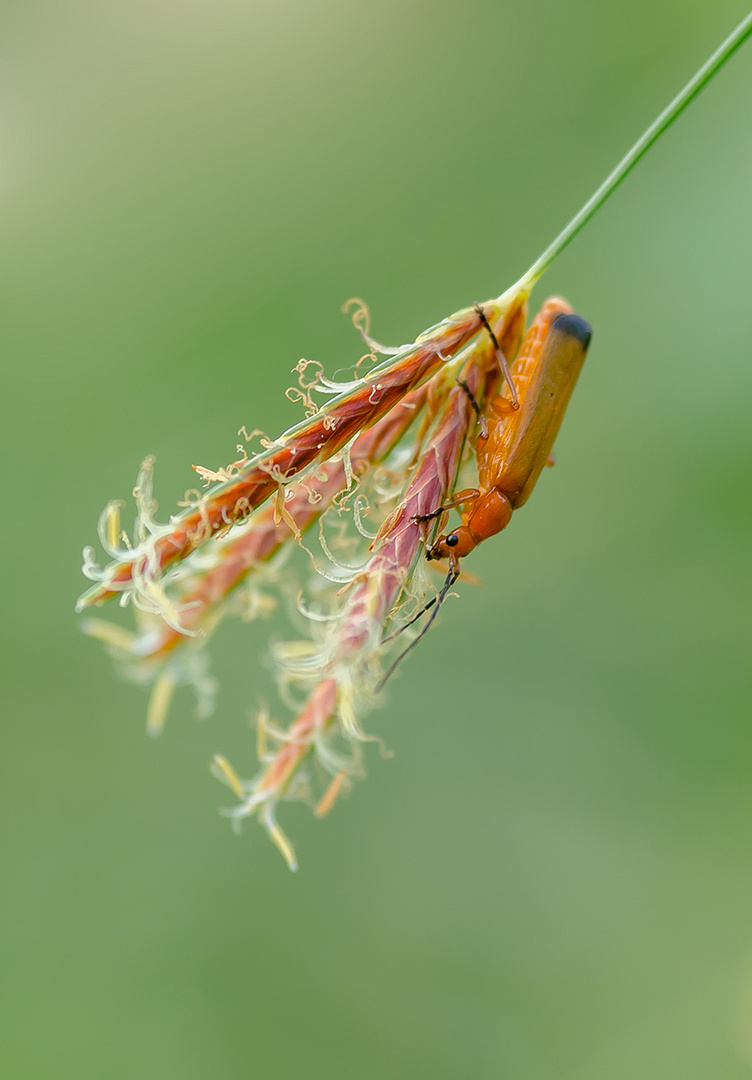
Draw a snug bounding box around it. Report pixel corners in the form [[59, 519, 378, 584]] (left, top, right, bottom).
[[512, 11, 752, 294]]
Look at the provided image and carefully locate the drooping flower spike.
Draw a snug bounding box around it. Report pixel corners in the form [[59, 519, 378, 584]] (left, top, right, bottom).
[[77, 290, 524, 616], [211, 308, 525, 868], [78, 14, 752, 865], [82, 381, 431, 734]]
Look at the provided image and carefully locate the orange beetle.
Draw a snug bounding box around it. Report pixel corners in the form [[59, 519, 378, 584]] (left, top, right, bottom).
[[422, 297, 592, 567]]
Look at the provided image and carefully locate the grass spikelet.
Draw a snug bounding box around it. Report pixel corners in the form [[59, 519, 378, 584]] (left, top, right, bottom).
[[214, 301, 527, 865], [77, 289, 525, 613], [80, 383, 437, 730]]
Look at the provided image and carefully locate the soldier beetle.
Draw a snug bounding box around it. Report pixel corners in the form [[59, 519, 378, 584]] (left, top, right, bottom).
[[379, 298, 592, 684], [420, 297, 592, 567]]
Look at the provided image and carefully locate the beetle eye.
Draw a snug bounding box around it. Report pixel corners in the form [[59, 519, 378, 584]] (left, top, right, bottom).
[[446, 534, 459, 547]]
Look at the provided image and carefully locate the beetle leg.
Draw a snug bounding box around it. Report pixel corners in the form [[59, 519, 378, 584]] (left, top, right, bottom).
[[413, 488, 479, 523]]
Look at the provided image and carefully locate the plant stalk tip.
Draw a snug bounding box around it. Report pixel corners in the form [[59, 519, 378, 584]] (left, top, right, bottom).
[[518, 10, 752, 290]]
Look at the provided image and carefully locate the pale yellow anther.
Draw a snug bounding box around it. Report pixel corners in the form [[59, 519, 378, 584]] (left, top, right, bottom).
[[255, 706, 269, 762], [272, 485, 285, 527], [314, 770, 347, 818], [105, 503, 121, 551], [338, 686, 360, 738], [82, 619, 136, 653], [211, 754, 245, 799], [268, 821, 298, 872], [146, 674, 176, 737]]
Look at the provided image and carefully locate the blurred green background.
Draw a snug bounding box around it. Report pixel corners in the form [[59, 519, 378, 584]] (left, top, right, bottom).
[[2, 2, 752, 1077]]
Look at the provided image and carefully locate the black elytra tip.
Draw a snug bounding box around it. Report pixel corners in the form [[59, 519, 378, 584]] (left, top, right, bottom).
[[552, 312, 592, 350]]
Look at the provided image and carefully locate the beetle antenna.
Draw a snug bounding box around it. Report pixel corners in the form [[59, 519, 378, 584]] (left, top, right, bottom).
[[377, 564, 460, 690], [381, 593, 439, 644], [473, 302, 519, 409]]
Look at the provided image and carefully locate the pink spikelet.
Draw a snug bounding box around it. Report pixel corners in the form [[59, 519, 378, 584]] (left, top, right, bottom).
[[78, 285, 529, 866], [82, 386, 431, 734], [76, 301, 503, 613], [211, 300, 527, 867]]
